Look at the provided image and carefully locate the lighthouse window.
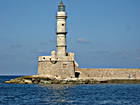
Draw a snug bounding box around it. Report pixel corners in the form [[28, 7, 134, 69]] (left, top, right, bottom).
[[62, 24, 64, 26], [63, 64, 67, 68]]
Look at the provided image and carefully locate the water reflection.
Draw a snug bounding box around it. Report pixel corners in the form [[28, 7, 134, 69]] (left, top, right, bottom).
[[39, 84, 76, 104]]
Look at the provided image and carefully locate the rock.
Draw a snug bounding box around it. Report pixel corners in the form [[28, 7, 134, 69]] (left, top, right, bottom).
[[4, 75, 140, 84], [40, 80, 51, 84], [5, 81, 11, 83], [23, 79, 32, 84]]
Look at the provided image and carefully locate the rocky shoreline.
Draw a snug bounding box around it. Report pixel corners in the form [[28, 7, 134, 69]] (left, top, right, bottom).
[[4, 75, 140, 84]]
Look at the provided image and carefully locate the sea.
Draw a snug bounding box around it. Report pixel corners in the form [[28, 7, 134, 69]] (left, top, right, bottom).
[[0, 76, 140, 105]]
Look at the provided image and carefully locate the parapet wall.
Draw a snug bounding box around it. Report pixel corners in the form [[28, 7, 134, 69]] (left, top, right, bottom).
[[38, 54, 76, 79], [76, 68, 140, 80]]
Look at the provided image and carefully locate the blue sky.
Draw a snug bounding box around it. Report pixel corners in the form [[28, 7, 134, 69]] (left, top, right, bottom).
[[0, 0, 140, 75]]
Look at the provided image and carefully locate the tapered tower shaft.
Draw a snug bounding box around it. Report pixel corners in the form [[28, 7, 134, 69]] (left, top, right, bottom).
[[56, 1, 67, 56]]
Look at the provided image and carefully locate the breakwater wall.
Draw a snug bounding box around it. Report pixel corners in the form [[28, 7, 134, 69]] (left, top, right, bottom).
[[76, 68, 140, 80]]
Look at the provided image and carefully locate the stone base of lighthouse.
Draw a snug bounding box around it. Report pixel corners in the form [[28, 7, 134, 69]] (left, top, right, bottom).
[[38, 51, 77, 79]]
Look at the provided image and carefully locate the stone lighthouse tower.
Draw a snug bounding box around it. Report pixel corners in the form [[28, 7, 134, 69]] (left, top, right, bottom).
[[56, 1, 67, 57], [37, 1, 78, 78]]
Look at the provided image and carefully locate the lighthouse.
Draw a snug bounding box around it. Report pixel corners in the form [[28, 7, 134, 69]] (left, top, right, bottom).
[[56, 1, 67, 56], [37, 1, 78, 78]]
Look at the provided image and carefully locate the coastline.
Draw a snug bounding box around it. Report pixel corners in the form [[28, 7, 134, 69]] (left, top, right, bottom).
[[4, 75, 140, 84]]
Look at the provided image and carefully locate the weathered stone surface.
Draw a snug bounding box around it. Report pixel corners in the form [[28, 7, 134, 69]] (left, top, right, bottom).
[[38, 55, 76, 79], [76, 68, 140, 80], [4, 75, 140, 85]]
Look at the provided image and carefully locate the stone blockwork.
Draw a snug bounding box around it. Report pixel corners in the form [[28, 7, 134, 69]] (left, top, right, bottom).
[[38, 52, 76, 79], [76, 68, 140, 80]]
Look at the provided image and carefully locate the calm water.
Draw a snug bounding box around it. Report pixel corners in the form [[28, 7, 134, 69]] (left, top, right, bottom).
[[0, 76, 140, 105]]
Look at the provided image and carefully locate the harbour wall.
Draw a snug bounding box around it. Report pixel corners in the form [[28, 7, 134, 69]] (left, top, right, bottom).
[[76, 68, 140, 80]]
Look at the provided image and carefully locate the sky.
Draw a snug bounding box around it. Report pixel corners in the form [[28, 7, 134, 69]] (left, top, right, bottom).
[[0, 0, 140, 75]]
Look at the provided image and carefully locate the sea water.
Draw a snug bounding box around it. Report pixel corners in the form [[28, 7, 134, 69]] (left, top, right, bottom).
[[0, 76, 140, 105]]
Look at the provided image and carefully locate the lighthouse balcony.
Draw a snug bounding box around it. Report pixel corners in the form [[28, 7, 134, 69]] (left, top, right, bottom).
[[57, 12, 67, 17]]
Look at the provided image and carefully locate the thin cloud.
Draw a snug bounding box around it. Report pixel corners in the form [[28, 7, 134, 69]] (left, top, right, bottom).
[[77, 38, 90, 44]]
